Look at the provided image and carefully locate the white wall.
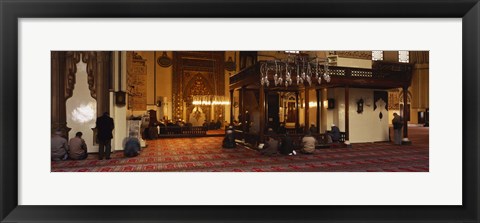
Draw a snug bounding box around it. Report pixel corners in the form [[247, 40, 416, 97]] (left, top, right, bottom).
[[112, 51, 127, 151], [348, 88, 389, 143], [325, 88, 389, 143]]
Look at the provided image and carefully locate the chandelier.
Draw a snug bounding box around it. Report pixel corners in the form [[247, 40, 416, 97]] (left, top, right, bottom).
[[260, 53, 331, 87], [192, 95, 230, 106]]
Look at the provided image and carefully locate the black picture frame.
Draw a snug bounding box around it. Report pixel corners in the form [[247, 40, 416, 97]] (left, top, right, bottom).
[[1, 0, 478, 222]]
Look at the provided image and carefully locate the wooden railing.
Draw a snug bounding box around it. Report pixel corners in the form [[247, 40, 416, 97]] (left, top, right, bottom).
[[240, 132, 346, 150], [229, 60, 413, 89], [325, 131, 347, 142], [158, 126, 208, 136]]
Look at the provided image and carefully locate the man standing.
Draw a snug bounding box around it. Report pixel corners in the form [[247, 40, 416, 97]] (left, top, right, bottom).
[[392, 113, 403, 145], [96, 112, 114, 160]]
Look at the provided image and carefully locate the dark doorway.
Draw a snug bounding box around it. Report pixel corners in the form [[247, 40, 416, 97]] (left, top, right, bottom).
[[287, 102, 296, 123], [267, 93, 280, 132]]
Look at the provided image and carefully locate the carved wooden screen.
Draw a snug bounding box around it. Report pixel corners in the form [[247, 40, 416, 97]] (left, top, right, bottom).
[[172, 52, 225, 123]]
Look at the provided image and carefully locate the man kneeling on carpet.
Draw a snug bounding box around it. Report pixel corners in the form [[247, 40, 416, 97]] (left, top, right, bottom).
[[222, 125, 236, 149], [123, 132, 141, 157]]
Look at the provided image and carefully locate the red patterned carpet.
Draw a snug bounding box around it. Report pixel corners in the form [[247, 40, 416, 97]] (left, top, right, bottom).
[[51, 126, 429, 172]]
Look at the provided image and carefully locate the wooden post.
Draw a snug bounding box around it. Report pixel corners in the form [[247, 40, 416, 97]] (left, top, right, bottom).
[[345, 85, 349, 141], [403, 86, 409, 138], [230, 89, 234, 124], [240, 87, 246, 134], [259, 84, 265, 141], [264, 89, 269, 129], [304, 87, 310, 132], [316, 89, 321, 133], [295, 91, 300, 130]]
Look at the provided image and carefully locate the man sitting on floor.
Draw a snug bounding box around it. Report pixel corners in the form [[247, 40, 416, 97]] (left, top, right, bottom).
[[328, 123, 341, 143], [51, 130, 68, 161], [261, 136, 279, 156], [260, 128, 279, 156], [301, 131, 316, 154], [68, 132, 88, 160], [279, 133, 296, 155]]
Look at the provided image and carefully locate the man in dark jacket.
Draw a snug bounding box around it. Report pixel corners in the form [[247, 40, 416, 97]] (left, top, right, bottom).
[[222, 126, 236, 149], [279, 133, 295, 155], [392, 113, 403, 145], [309, 123, 318, 134], [96, 112, 114, 160], [329, 124, 341, 143], [123, 132, 141, 157]]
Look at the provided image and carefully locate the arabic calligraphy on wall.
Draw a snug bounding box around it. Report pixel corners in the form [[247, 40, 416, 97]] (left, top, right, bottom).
[[127, 52, 147, 111]]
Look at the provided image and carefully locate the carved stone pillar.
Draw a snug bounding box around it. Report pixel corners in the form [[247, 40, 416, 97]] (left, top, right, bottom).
[[51, 51, 68, 136], [89, 51, 111, 116], [82, 51, 111, 116]]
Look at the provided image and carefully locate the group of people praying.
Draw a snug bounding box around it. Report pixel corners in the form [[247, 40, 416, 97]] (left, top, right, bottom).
[[222, 123, 341, 156], [51, 112, 141, 161], [51, 130, 88, 161]]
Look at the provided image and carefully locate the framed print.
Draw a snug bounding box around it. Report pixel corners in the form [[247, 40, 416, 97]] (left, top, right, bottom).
[[1, 0, 479, 222]]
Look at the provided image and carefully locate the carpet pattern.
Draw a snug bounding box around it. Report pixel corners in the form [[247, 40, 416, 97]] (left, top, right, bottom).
[[51, 127, 429, 172]]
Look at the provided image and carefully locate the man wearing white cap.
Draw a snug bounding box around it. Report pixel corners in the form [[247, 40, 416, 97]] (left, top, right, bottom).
[[51, 130, 68, 161]]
